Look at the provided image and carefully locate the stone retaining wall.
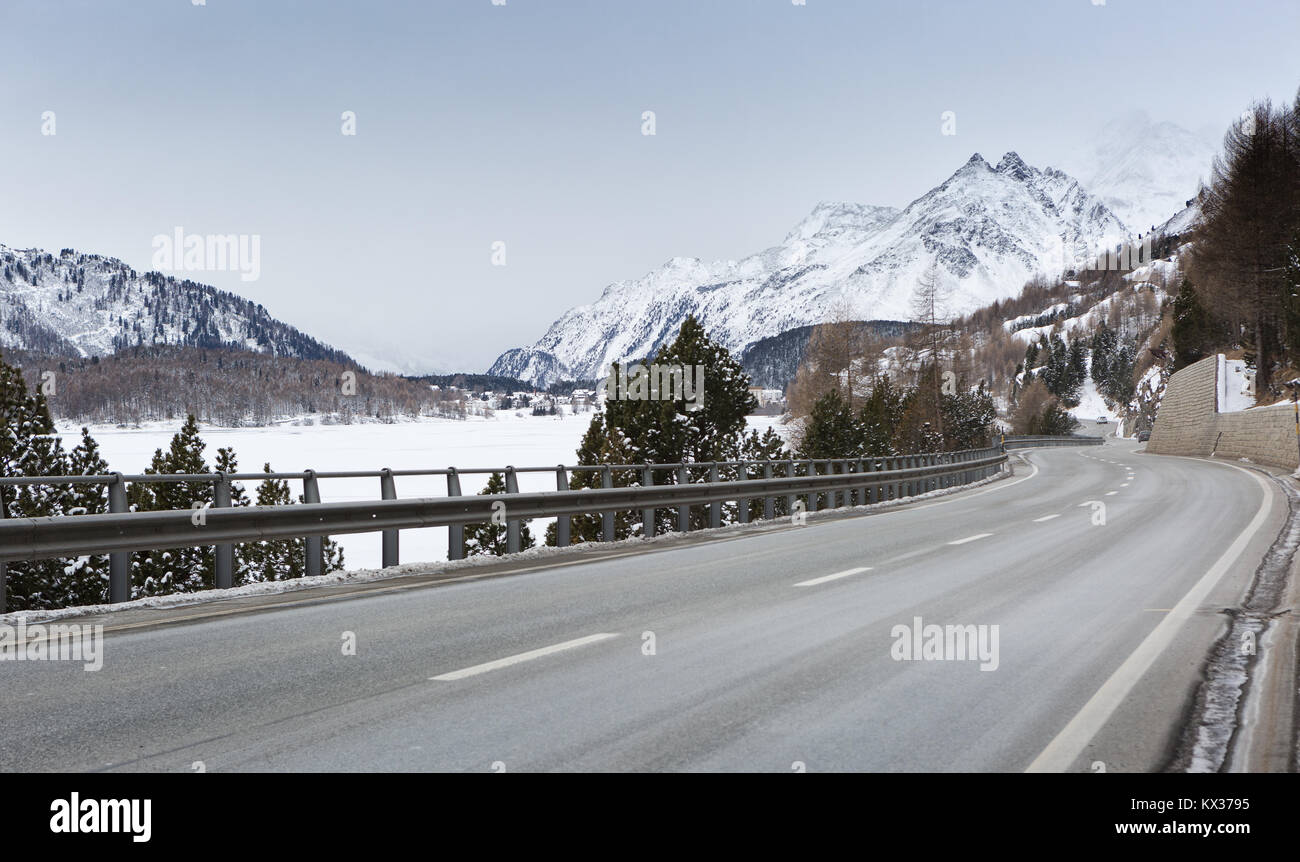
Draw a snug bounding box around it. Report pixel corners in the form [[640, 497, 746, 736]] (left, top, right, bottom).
[[1147, 355, 1299, 469]]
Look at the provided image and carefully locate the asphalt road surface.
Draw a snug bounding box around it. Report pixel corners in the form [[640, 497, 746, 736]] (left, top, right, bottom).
[[0, 437, 1284, 772]]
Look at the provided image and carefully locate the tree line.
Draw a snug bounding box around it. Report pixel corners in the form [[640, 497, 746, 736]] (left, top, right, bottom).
[[1176, 91, 1300, 393]]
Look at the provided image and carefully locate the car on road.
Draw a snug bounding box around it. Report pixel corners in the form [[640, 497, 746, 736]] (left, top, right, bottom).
[[1137, 430, 1151, 442], [1097, 416, 1108, 423]]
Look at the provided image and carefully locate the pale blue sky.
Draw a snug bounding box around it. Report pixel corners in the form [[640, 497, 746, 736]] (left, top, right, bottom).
[[1, 0, 1296, 371]]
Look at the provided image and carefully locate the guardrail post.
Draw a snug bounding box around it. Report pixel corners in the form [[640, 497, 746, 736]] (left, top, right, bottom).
[[303, 469, 323, 577], [109, 473, 130, 603], [505, 466, 521, 554], [380, 469, 399, 567], [735, 463, 750, 524], [601, 466, 615, 541], [763, 462, 775, 521], [642, 463, 656, 538], [677, 464, 690, 533], [0, 494, 6, 613], [555, 465, 571, 547], [829, 461, 841, 509], [213, 473, 233, 589], [709, 463, 721, 528], [785, 460, 797, 516], [855, 458, 866, 506], [805, 461, 818, 512], [447, 468, 464, 560]]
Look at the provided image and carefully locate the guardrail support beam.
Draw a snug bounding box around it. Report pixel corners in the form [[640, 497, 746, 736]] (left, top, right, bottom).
[[109, 473, 130, 603], [555, 466, 571, 547], [709, 463, 721, 528], [677, 464, 690, 533], [601, 466, 615, 541], [380, 469, 399, 568], [763, 462, 775, 521], [213, 474, 233, 589], [641, 463, 656, 538], [505, 466, 521, 555], [303, 470, 323, 578], [447, 469, 464, 560]]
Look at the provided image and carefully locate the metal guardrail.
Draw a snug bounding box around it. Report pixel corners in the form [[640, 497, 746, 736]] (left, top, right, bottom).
[[1000, 435, 1104, 449], [0, 447, 1007, 611]]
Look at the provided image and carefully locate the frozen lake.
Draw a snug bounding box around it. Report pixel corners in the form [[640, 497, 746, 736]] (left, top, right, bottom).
[[57, 412, 789, 571]]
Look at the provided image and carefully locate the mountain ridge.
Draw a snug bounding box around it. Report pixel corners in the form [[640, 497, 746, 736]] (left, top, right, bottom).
[[0, 244, 356, 367], [490, 150, 1131, 386]]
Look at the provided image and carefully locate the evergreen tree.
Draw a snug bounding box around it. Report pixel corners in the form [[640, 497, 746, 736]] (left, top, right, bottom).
[[741, 426, 790, 520], [0, 353, 111, 610], [856, 375, 904, 456], [240, 462, 344, 581], [1170, 278, 1216, 369], [941, 381, 997, 450], [796, 388, 859, 458], [128, 414, 214, 596], [464, 472, 535, 556], [550, 316, 759, 542]]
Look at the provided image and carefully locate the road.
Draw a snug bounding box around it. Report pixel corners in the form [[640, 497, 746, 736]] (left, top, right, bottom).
[[0, 436, 1285, 772]]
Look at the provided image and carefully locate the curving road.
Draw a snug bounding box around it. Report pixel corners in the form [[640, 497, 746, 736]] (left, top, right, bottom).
[[0, 435, 1285, 772]]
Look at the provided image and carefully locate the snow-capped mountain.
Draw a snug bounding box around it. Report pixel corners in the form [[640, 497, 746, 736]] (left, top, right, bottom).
[[490, 152, 1128, 386], [0, 245, 352, 364], [1062, 112, 1219, 235]]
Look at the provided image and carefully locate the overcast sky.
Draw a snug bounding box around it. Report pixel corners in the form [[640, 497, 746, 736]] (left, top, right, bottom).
[[1, 0, 1297, 372]]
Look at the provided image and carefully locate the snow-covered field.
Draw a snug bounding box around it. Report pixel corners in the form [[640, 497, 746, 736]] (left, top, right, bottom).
[[54, 412, 790, 571]]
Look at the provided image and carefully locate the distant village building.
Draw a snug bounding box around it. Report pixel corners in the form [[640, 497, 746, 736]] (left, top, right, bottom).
[[748, 387, 787, 415]]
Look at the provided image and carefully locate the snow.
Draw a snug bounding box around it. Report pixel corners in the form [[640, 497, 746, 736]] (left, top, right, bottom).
[[1216, 356, 1255, 413], [53, 411, 796, 572], [492, 151, 1129, 386], [55, 411, 593, 572], [1059, 111, 1217, 234], [1069, 368, 1120, 427]]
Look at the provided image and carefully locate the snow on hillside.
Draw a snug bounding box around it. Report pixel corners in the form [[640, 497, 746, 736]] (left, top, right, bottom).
[[1008, 281, 1168, 345], [1062, 111, 1218, 234], [491, 153, 1129, 387], [0, 244, 351, 363]]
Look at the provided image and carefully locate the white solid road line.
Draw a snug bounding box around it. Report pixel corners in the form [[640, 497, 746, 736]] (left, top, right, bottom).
[[948, 533, 992, 545], [1026, 460, 1276, 773], [794, 566, 873, 587], [1105, 491, 1118, 496], [430, 633, 619, 681], [1032, 514, 1060, 522]]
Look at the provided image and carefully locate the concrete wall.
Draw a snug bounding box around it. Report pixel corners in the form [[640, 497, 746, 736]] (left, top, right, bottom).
[[1148, 355, 1300, 469]]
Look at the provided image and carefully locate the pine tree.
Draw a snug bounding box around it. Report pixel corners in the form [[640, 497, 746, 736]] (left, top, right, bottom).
[[243, 464, 300, 582], [796, 388, 859, 459], [1170, 278, 1216, 370], [940, 381, 997, 450], [464, 472, 535, 556], [550, 316, 760, 542], [0, 352, 114, 610], [128, 415, 215, 596], [235, 462, 343, 581], [856, 375, 904, 457], [740, 426, 789, 520]]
